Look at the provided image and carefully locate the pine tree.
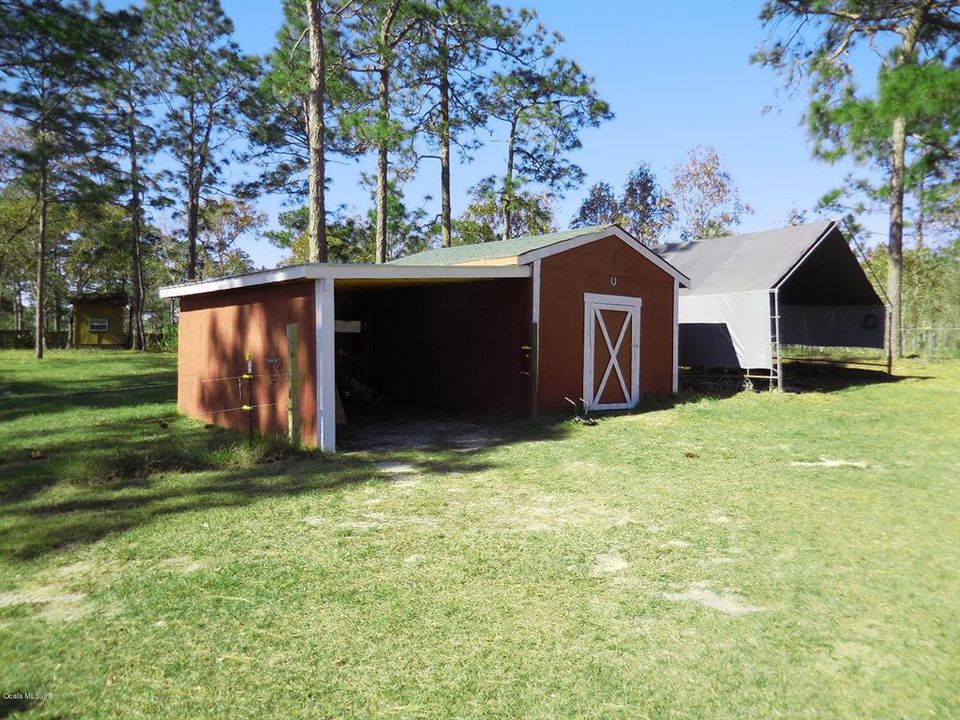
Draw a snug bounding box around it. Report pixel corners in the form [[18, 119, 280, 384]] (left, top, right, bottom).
[[754, 0, 960, 356], [146, 0, 257, 281], [486, 21, 612, 240], [245, 0, 360, 264], [349, 0, 424, 263], [414, 0, 512, 246], [96, 8, 159, 350], [0, 0, 118, 358]]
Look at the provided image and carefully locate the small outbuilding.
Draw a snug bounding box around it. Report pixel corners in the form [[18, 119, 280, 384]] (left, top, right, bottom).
[[159, 225, 690, 451], [69, 292, 128, 347], [655, 220, 887, 386]]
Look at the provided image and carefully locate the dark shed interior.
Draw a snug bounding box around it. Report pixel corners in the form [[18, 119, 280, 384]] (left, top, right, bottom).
[[333, 277, 532, 420]]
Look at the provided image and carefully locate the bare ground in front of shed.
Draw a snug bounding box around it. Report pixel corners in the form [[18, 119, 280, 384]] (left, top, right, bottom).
[[0, 349, 958, 719]]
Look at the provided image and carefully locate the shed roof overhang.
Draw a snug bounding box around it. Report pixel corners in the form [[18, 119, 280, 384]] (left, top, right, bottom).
[[158, 263, 532, 299]]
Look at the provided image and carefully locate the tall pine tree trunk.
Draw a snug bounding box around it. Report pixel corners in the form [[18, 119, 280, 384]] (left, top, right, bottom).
[[128, 113, 146, 351], [187, 188, 199, 280], [35, 166, 47, 360], [14, 281, 23, 332], [53, 281, 61, 347], [375, 61, 389, 263], [915, 175, 925, 250], [438, 29, 451, 247], [888, 115, 906, 359], [886, 1, 929, 359], [306, 0, 327, 263], [501, 117, 517, 242]]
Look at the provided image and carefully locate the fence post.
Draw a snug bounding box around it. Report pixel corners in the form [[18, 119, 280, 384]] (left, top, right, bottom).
[[243, 352, 254, 447], [286, 323, 300, 446]]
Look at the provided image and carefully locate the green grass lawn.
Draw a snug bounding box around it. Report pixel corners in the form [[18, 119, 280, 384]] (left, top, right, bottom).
[[1, 350, 958, 719]]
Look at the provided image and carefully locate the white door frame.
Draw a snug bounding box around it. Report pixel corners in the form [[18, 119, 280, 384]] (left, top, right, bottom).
[[583, 292, 642, 410]]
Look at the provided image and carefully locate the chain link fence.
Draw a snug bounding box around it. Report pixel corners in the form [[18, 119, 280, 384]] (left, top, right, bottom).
[[902, 327, 960, 360]]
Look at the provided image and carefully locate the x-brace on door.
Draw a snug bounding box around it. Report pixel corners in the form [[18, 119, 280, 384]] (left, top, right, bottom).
[[582, 293, 642, 410]]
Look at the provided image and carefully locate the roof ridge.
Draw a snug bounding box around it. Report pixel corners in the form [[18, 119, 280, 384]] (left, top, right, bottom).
[[389, 224, 620, 266], [656, 219, 836, 250]]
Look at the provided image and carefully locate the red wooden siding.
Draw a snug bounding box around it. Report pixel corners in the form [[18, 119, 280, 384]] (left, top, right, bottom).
[[537, 234, 675, 408], [177, 280, 318, 445]]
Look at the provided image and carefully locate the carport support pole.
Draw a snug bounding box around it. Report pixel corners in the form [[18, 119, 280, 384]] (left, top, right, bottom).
[[774, 289, 783, 391], [530, 260, 541, 418], [315, 278, 336, 452]]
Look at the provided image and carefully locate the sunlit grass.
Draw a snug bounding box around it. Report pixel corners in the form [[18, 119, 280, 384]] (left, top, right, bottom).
[[1, 350, 957, 718]]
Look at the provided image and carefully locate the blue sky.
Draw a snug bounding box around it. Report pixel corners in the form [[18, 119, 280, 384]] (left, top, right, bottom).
[[209, 0, 886, 267]]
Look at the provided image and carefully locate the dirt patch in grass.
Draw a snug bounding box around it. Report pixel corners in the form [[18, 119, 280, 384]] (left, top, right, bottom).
[[334, 513, 438, 531], [346, 419, 499, 452], [388, 479, 420, 490], [156, 556, 205, 573], [372, 461, 418, 475], [662, 582, 763, 616], [791, 457, 868, 468], [55, 560, 97, 577], [590, 551, 629, 575], [503, 495, 633, 532], [0, 586, 90, 621], [450, 432, 499, 453]]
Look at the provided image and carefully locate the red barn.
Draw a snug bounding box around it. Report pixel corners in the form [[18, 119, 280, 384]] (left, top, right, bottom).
[[159, 225, 689, 451]]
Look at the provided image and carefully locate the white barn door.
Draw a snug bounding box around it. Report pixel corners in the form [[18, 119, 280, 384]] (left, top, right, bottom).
[[583, 293, 642, 410]]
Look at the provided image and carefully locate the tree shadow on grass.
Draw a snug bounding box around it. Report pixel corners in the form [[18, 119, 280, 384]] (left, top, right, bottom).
[[0, 371, 177, 423], [674, 362, 930, 399], [0, 409, 557, 561], [782, 362, 931, 392], [0, 457, 373, 561]]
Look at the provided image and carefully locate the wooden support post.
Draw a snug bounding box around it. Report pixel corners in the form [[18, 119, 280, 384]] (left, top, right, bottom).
[[529, 322, 539, 418], [286, 323, 300, 445], [243, 352, 253, 447]]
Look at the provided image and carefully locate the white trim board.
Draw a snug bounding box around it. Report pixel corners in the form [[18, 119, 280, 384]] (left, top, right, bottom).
[[159, 266, 309, 298], [160, 263, 531, 299], [315, 278, 336, 452], [672, 278, 679, 394], [584, 292, 645, 307], [517, 226, 690, 288], [531, 260, 541, 324]]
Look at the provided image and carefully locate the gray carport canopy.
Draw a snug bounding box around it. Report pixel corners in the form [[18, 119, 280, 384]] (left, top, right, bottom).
[[656, 220, 886, 370]]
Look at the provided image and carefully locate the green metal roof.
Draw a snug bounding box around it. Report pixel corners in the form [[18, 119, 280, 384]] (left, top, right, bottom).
[[389, 224, 619, 266]]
